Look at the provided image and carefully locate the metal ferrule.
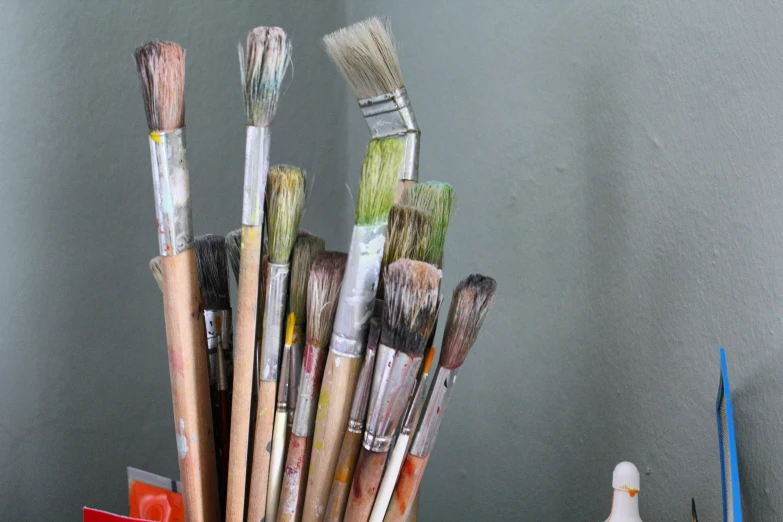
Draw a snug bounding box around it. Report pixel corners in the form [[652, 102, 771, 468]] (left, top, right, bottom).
[[401, 373, 428, 436], [276, 343, 291, 412], [409, 367, 460, 458], [330, 224, 387, 357], [148, 129, 194, 255], [359, 88, 420, 182], [204, 309, 231, 390], [288, 327, 304, 416], [259, 263, 290, 382], [291, 343, 324, 437], [363, 345, 422, 452], [242, 125, 271, 226], [347, 338, 378, 433]]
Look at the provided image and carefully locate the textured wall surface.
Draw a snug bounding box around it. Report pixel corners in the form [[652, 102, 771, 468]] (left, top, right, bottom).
[[342, 1, 781, 520]]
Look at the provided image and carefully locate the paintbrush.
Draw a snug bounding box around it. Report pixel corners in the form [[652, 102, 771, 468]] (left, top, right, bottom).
[[691, 498, 698, 522], [134, 41, 220, 522], [377, 204, 432, 298], [383, 274, 497, 522], [277, 252, 347, 522], [302, 137, 402, 522], [150, 257, 163, 291], [406, 182, 454, 269], [288, 233, 327, 439], [324, 17, 419, 203], [245, 165, 305, 522], [343, 259, 441, 522], [369, 346, 434, 522], [195, 234, 234, 513], [226, 229, 241, 284], [322, 313, 381, 522], [227, 26, 291, 522]]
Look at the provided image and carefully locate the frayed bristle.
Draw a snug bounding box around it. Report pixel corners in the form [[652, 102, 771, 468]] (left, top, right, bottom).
[[240, 26, 291, 127], [297, 229, 313, 238], [356, 138, 403, 226], [306, 252, 348, 347], [226, 229, 242, 283], [195, 234, 230, 310], [266, 165, 306, 263], [289, 235, 326, 324], [440, 274, 497, 369], [381, 259, 441, 356], [407, 181, 454, 267], [378, 204, 432, 296], [323, 17, 403, 100], [134, 41, 185, 132], [149, 256, 163, 291]]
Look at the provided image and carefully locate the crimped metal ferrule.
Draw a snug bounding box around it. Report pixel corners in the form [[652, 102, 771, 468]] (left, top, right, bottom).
[[148, 128, 193, 255], [204, 309, 232, 390], [276, 344, 291, 411], [347, 336, 378, 433], [400, 373, 427, 436], [242, 125, 271, 226], [259, 263, 290, 382], [330, 224, 387, 357], [288, 328, 304, 416], [363, 346, 422, 452], [409, 367, 459, 458], [359, 88, 420, 182]]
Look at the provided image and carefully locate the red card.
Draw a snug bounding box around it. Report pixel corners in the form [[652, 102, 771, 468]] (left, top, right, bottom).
[[83, 507, 146, 522]]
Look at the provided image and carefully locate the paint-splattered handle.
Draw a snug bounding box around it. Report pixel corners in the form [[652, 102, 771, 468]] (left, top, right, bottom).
[[382, 454, 429, 522], [343, 448, 388, 522], [277, 434, 312, 522], [324, 430, 364, 522], [246, 380, 277, 522]]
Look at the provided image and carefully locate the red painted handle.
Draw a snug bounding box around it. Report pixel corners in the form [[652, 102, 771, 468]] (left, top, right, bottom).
[[383, 454, 429, 522]]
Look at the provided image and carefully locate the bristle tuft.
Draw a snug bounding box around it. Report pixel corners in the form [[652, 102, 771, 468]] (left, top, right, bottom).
[[379, 204, 432, 296], [440, 274, 497, 369], [134, 41, 185, 131], [266, 165, 306, 263], [356, 138, 403, 226], [195, 234, 230, 310], [149, 256, 163, 291], [226, 229, 242, 283], [407, 181, 454, 267], [306, 252, 348, 347], [323, 17, 403, 100], [240, 26, 291, 127], [289, 235, 326, 323], [381, 259, 441, 356]]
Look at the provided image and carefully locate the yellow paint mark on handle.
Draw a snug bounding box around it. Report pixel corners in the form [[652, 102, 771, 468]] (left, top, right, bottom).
[[314, 440, 324, 450]]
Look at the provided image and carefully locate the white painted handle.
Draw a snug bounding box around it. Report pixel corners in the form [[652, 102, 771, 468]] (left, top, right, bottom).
[[266, 410, 288, 522], [369, 433, 409, 522]]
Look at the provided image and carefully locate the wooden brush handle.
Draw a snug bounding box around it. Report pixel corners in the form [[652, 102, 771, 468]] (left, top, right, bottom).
[[343, 448, 387, 522], [302, 354, 363, 522], [161, 252, 220, 522], [369, 434, 409, 522], [247, 379, 277, 522], [266, 409, 289, 522], [406, 492, 419, 522], [277, 434, 311, 522], [324, 430, 363, 522], [217, 388, 231, 512], [382, 454, 429, 522], [394, 180, 416, 205]]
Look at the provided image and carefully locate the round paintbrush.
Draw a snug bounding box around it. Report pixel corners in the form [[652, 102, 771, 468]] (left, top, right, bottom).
[[383, 274, 497, 522], [135, 41, 220, 522]]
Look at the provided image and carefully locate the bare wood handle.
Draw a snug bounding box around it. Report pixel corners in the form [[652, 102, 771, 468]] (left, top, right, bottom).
[[247, 379, 277, 522], [161, 251, 220, 522], [302, 354, 363, 522], [394, 180, 416, 205], [324, 430, 363, 522], [226, 225, 263, 522], [277, 434, 311, 522], [343, 448, 387, 522], [382, 454, 428, 522]]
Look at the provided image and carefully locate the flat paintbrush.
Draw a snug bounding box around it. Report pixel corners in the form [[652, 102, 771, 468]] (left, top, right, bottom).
[[343, 260, 441, 522], [277, 252, 347, 522], [302, 137, 402, 522], [406, 182, 454, 269], [246, 165, 305, 522], [383, 274, 497, 522], [195, 234, 234, 512], [324, 17, 419, 203], [377, 204, 432, 298], [134, 41, 219, 522], [228, 27, 291, 522]]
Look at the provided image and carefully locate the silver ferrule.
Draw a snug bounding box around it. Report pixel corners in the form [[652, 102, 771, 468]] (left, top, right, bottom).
[[259, 263, 290, 381], [347, 331, 379, 433], [401, 373, 428, 436], [363, 345, 422, 452], [409, 367, 460, 458], [242, 125, 271, 226], [276, 343, 291, 411], [359, 88, 420, 182], [204, 309, 232, 390], [148, 129, 194, 255], [288, 328, 304, 416], [330, 224, 387, 357], [291, 343, 326, 436]]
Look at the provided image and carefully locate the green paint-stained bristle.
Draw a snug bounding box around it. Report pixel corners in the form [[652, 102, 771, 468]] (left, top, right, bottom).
[[289, 234, 326, 324], [356, 137, 404, 226], [378, 204, 432, 297], [266, 165, 306, 264], [407, 181, 455, 267]]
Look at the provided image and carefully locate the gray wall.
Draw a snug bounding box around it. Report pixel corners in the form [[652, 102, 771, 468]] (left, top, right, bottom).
[[1, 1, 782, 520]]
